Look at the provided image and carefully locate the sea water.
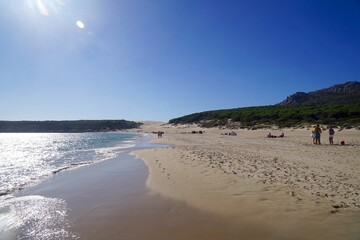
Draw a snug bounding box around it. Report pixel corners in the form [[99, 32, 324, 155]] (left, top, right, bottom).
[[0, 132, 142, 240]]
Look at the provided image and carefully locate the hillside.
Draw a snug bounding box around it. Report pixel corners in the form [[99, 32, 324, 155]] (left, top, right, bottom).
[[0, 120, 141, 133], [278, 81, 360, 106], [169, 82, 360, 128]]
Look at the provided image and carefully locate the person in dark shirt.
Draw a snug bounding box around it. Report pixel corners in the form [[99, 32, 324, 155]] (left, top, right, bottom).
[[328, 127, 335, 145], [314, 124, 322, 145]]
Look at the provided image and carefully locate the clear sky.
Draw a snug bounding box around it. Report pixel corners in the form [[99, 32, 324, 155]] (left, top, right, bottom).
[[1, 0, 359, 122]]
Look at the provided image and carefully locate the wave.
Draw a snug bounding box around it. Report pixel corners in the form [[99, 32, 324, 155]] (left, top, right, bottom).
[[52, 161, 93, 174]]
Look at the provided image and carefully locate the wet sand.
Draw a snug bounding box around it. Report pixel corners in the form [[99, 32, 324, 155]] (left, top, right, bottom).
[[18, 148, 294, 240]]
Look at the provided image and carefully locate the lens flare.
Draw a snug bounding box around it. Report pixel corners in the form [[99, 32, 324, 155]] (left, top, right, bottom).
[[36, 0, 49, 16], [76, 20, 85, 29]]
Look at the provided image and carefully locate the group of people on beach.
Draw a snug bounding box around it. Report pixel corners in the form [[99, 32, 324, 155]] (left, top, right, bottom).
[[311, 124, 335, 145], [267, 132, 284, 138], [267, 125, 336, 145]]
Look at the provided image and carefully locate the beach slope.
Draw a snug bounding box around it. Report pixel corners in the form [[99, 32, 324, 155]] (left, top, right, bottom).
[[133, 122, 360, 240]]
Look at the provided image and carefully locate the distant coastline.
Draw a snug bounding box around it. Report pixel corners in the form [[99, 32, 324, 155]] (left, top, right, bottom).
[[0, 120, 141, 133]]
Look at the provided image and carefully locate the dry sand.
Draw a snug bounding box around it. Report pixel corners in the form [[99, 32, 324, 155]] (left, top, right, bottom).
[[133, 121, 360, 239]]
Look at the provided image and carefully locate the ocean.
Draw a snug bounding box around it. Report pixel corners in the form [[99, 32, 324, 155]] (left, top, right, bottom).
[[0, 132, 144, 240]]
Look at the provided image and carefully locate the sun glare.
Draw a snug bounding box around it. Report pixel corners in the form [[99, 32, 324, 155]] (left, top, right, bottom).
[[26, 0, 65, 16], [76, 20, 85, 29], [24, 1, 88, 30], [36, 0, 49, 16]]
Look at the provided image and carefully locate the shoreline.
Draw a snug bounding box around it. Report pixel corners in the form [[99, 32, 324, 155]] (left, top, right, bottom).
[[7, 133, 284, 240], [0, 132, 141, 199], [132, 122, 360, 239], [12, 133, 291, 240]]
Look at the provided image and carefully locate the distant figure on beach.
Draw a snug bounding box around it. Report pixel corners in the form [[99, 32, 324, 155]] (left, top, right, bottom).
[[267, 133, 277, 138], [230, 131, 237, 136], [267, 132, 284, 138], [314, 124, 322, 145], [328, 127, 335, 145], [157, 131, 163, 138], [311, 126, 316, 144]]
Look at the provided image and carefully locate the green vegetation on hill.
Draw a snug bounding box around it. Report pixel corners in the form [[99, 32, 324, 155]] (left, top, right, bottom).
[[0, 120, 141, 133], [170, 82, 360, 128], [169, 103, 360, 128]]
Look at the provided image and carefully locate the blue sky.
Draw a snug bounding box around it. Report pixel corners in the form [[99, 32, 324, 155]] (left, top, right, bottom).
[[1, 0, 359, 122]]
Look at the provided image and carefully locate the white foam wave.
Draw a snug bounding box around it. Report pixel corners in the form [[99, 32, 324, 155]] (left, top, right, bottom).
[[94, 144, 136, 160]]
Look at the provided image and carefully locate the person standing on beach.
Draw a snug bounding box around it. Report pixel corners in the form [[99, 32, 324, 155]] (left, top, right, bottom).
[[314, 124, 322, 145], [329, 126, 335, 145], [311, 126, 316, 144]]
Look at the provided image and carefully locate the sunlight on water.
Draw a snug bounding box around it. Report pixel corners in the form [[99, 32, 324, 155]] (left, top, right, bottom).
[[0, 133, 137, 195], [0, 195, 77, 239], [0, 132, 139, 240]]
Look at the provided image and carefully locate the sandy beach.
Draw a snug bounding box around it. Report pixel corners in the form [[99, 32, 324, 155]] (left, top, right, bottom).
[[133, 121, 360, 239], [8, 123, 359, 240], [22, 150, 266, 240], [17, 137, 293, 240]]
